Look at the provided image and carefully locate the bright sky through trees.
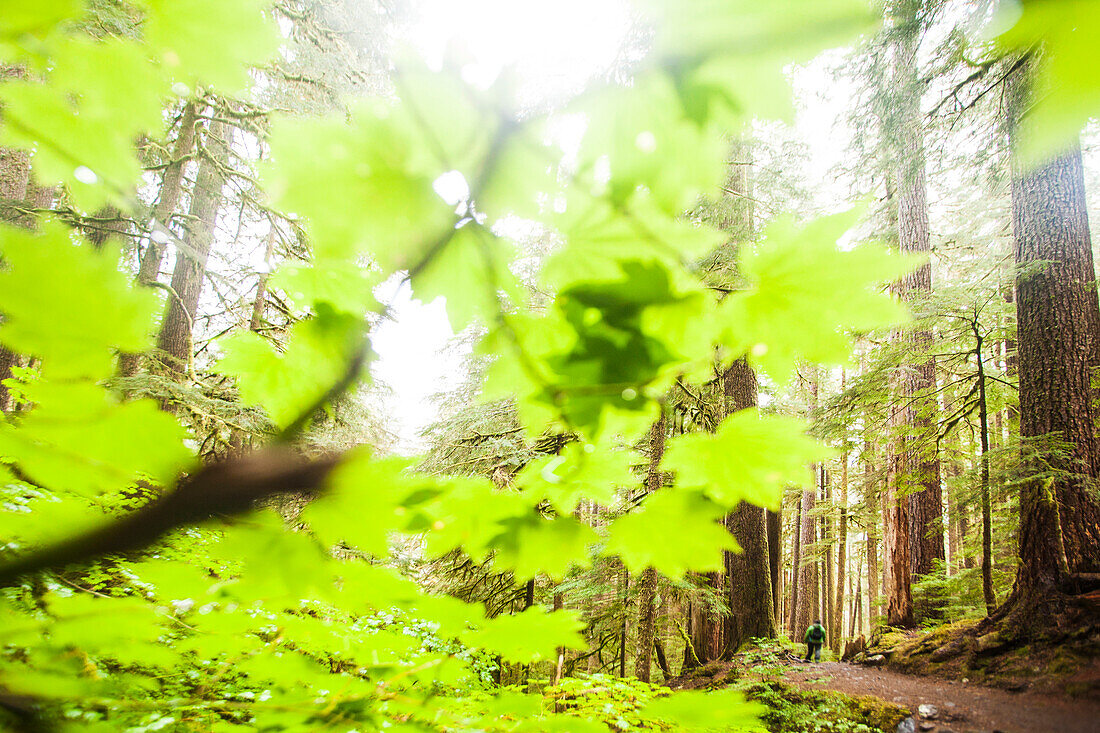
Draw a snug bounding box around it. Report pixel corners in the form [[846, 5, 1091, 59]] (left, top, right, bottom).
[[373, 0, 634, 450], [408, 0, 632, 93]]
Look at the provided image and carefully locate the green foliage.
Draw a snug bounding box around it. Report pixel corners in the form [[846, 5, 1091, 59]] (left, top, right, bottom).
[[0, 225, 157, 379], [663, 409, 831, 510], [545, 674, 667, 731], [0, 0, 965, 729], [997, 0, 1100, 162], [448, 675, 764, 732], [606, 489, 737, 577], [0, 0, 277, 207], [743, 681, 906, 733], [719, 210, 918, 384]]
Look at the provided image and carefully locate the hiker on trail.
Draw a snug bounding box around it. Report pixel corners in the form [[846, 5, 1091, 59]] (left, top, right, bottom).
[[804, 619, 826, 662]]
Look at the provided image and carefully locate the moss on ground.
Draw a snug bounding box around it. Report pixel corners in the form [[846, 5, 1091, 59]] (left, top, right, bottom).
[[714, 640, 910, 733], [739, 680, 909, 733], [866, 614, 1100, 697]]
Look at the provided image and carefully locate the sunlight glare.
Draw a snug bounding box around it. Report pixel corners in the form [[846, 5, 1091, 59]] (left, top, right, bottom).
[[410, 0, 632, 94]]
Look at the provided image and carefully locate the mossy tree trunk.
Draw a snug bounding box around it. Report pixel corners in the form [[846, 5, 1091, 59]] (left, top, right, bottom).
[[1005, 55, 1098, 598], [723, 358, 776, 655], [156, 117, 229, 374], [885, 0, 940, 628], [834, 452, 848, 652], [634, 410, 667, 682], [120, 101, 201, 377]]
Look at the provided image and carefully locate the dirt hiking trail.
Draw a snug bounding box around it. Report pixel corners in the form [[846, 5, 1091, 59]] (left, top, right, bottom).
[[780, 661, 1100, 733]]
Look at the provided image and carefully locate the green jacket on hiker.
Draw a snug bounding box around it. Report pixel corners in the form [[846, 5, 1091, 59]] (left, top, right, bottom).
[[804, 622, 826, 662]]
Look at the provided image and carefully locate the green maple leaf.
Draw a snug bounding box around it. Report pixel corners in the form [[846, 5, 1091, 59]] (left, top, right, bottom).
[[144, 0, 278, 92], [998, 0, 1100, 163], [211, 509, 336, 601], [460, 607, 585, 664], [270, 260, 380, 314], [547, 194, 726, 291], [0, 0, 81, 41], [420, 477, 534, 562], [604, 489, 737, 578], [662, 408, 829, 510], [215, 307, 365, 427], [515, 441, 641, 513], [409, 223, 520, 330], [720, 209, 917, 382], [0, 225, 158, 379], [642, 687, 765, 731], [490, 513, 598, 581], [0, 40, 166, 206], [265, 100, 456, 266], [569, 73, 727, 216], [0, 382, 189, 497], [302, 453, 426, 557]]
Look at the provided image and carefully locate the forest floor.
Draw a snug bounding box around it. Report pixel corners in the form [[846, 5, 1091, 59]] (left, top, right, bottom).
[[667, 639, 1100, 733], [779, 660, 1100, 733]]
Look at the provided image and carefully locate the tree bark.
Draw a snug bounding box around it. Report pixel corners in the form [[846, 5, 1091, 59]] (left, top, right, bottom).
[[634, 410, 667, 682], [853, 553, 864, 637], [137, 101, 201, 288], [156, 119, 229, 373], [0, 145, 32, 412], [889, 0, 943, 589], [834, 453, 848, 652], [250, 228, 277, 332], [766, 508, 782, 620], [793, 481, 818, 636], [634, 567, 658, 681], [865, 444, 880, 627], [974, 325, 997, 614], [552, 591, 565, 685], [722, 359, 776, 654], [0, 142, 51, 411], [619, 568, 629, 677], [883, 448, 914, 626], [789, 490, 803, 636], [120, 101, 201, 377], [823, 469, 835, 649], [1006, 56, 1095, 594]]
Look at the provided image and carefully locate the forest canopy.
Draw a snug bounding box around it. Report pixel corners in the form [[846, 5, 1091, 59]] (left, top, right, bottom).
[[0, 0, 1098, 731]]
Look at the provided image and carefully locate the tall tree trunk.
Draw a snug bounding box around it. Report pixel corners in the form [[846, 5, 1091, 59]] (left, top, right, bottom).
[[250, 228, 277, 332], [766, 508, 782, 620], [552, 591, 566, 684], [619, 569, 629, 677], [789, 492, 803, 635], [853, 551, 864, 637], [0, 141, 53, 411], [944, 450, 958, 575], [889, 0, 943, 594], [864, 443, 880, 627], [883, 448, 914, 627], [1006, 56, 1095, 595], [156, 119, 229, 374], [834, 453, 848, 652], [634, 411, 667, 682], [120, 101, 201, 377], [793, 482, 818, 636], [822, 468, 835, 649], [137, 101, 201, 287], [634, 568, 658, 681], [795, 373, 821, 635], [974, 324, 997, 614], [0, 145, 32, 412], [722, 359, 776, 654]]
